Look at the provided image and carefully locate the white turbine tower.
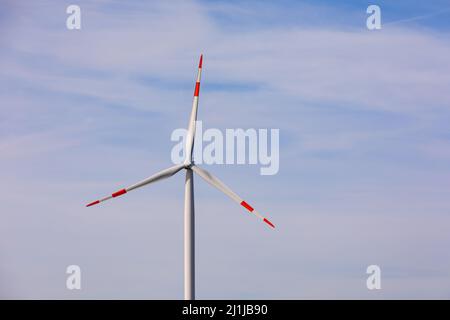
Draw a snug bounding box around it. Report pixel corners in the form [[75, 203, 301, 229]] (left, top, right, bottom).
[[86, 55, 275, 300]]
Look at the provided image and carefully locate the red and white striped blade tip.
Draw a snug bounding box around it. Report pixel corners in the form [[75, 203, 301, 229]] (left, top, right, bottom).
[[199, 54, 203, 68], [263, 218, 275, 228], [112, 188, 127, 197], [86, 200, 100, 207], [240, 201, 275, 229]]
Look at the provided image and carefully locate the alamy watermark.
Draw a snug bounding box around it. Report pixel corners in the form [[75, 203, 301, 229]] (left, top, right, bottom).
[[366, 5, 382, 30], [66, 5, 81, 30], [366, 265, 381, 290], [171, 121, 279, 175], [66, 265, 81, 290]]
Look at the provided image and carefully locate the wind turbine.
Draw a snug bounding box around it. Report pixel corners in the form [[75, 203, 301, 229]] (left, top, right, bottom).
[[86, 55, 275, 300]]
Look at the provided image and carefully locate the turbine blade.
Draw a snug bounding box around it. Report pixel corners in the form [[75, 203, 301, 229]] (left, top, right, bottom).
[[191, 165, 275, 229], [185, 54, 203, 163], [86, 164, 185, 207]]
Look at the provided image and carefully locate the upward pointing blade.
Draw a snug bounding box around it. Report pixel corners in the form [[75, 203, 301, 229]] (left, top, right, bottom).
[[86, 164, 185, 207], [185, 54, 203, 164], [191, 165, 275, 228]]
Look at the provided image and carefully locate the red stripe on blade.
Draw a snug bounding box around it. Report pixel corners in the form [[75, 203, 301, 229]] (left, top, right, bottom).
[[198, 54, 203, 68], [112, 189, 127, 197], [86, 200, 100, 207], [240, 201, 254, 212], [263, 218, 275, 228], [194, 82, 200, 97]]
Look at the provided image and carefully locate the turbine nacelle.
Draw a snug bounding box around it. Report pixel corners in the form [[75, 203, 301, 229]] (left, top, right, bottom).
[[183, 159, 194, 168]]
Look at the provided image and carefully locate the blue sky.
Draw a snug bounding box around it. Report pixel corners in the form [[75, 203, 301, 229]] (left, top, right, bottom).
[[1, 0, 450, 298]]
